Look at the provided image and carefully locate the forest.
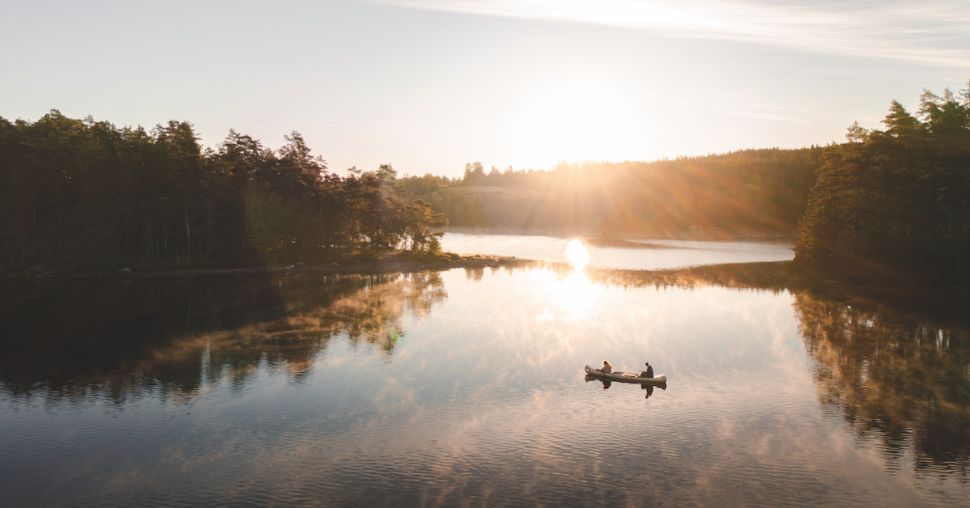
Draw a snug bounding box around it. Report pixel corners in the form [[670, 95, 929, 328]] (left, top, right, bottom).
[[2, 82, 968, 282], [398, 148, 822, 238], [0, 111, 445, 271], [795, 86, 970, 281]]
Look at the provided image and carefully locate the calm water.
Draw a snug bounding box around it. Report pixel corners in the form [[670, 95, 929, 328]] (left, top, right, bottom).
[[440, 232, 794, 270], [1, 265, 968, 506]]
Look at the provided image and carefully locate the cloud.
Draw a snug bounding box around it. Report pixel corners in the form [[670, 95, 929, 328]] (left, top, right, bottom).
[[380, 0, 970, 68]]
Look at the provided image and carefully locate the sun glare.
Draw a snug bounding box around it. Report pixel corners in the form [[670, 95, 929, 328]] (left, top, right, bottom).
[[558, 270, 598, 320], [564, 239, 591, 270], [531, 267, 601, 321], [516, 81, 642, 168]]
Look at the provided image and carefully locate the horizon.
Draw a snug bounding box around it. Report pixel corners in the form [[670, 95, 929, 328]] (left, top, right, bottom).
[[3, 0, 968, 177], [3, 105, 829, 178]]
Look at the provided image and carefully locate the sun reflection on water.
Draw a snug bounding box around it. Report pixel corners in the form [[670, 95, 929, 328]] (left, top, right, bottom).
[[529, 239, 600, 320], [557, 270, 600, 320], [530, 269, 601, 321], [564, 238, 591, 270]]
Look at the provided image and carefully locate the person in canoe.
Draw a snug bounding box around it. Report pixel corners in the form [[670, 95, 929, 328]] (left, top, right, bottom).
[[601, 360, 613, 374], [640, 362, 654, 379]]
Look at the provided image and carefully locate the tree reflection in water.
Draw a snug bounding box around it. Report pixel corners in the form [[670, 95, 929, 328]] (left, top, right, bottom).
[[0, 271, 446, 403], [2, 262, 968, 482], [569, 264, 970, 473], [795, 293, 970, 476]]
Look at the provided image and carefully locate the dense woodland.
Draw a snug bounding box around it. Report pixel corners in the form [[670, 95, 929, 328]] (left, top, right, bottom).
[[2, 82, 968, 282], [0, 112, 445, 271], [796, 85, 970, 281], [399, 148, 822, 238]]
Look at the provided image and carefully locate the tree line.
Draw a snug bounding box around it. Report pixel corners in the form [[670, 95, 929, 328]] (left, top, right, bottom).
[[0, 111, 445, 271], [399, 148, 822, 238], [4, 80, 967, 282], [795, 84, 970, 281], [398, 82, 970, 282]]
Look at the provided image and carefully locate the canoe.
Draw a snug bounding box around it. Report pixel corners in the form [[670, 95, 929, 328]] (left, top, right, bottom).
[[584, 365, 667, 384]]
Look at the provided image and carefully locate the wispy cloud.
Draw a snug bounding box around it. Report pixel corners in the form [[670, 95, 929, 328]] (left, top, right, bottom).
[[380, 0, 970, 68]]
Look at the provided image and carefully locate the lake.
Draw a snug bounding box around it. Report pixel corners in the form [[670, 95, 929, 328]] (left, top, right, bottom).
[[1, 246, 968, 506], [440, 232, 794, 270]]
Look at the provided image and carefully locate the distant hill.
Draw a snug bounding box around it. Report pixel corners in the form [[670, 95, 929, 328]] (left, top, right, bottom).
[[400, 147, 823, 239]]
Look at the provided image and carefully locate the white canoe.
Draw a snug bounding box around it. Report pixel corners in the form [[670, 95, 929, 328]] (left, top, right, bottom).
[[585, 365, 667, 384]]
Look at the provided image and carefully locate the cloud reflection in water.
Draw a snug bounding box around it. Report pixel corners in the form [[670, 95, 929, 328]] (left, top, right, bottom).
[[1, 266, 968, 506]]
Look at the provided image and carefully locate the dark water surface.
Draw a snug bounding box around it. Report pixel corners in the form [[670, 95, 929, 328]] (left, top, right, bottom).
[[1, 268, 968, 507]]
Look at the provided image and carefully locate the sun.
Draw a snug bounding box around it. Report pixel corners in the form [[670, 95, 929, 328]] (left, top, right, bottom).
[[516, 81, 642, 168]]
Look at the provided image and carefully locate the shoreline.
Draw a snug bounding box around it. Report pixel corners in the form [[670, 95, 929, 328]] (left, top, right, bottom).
[[3, 253, 534, 280], [443, 227, 796, 243], [6, 257, 966, 323]]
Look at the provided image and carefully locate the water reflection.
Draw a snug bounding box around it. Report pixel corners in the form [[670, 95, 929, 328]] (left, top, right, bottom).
[[555, 240, 599, 319], [1, 265, 969, 506], [796, 293, 970, 475], [441, 232, 794, 270], [0, 272, 446, 403], [584, 374, 666, 399], [564, 238, 591, 270]]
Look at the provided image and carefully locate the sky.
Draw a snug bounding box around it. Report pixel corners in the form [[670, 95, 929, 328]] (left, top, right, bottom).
[[2, 0, 968, 177]]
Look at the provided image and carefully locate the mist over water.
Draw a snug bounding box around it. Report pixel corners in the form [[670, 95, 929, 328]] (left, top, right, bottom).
[[1, 260, 967, 506]]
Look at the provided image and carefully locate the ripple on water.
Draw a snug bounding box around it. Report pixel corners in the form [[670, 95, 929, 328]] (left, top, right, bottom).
[[2, 268, 969, 507]]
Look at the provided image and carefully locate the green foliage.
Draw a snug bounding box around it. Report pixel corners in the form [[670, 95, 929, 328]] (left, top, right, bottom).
[[796, 86, 970, 280]]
